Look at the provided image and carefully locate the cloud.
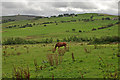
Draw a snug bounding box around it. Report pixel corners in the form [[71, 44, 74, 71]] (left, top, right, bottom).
[[2, 2, 26, 9], [1, 0, 119, 16]]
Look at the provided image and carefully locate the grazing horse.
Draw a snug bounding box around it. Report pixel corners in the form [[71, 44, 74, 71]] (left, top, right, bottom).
[[54, 42, 67, 51]]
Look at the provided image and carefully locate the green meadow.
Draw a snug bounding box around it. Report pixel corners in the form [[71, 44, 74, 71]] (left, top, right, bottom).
[[1, 13, 119, 79]]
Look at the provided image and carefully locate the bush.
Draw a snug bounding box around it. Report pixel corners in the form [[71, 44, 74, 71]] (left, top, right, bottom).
[[62, 36, 88, 42], [57, 39, 60, 42], [63, 38, 67, 42], [49, 38, 53, 43], [79, 30, 82, 32], [66, 30, 69, 32], [2, 37, 39, 45], [72, 29, 75, 31], [41, 38, 53, 43], [90, 36, 120, 44]]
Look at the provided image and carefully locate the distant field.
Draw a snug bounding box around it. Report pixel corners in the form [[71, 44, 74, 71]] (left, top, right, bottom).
[[2, 13, 118, 41]]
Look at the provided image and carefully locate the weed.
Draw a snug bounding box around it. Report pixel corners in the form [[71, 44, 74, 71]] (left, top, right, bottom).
[[52, 74, 54, 80], [11, 51, 15, 55], [4, 46, 8, 49], [65, 46, 69, 52], [15, 48, 17, 51], [12, 65, 30, 79], [52, 48, 56, 53], [72, 53, 75, 62], [34, 59, 39, 71], [16, 52, 22, 56], [57, 48, 66, 56], [59, 56, 62, 64], [94, 44, 98, 49], [84, 48, 90, 53], [11, 47, 14, 49], [79, 72, 84, 79], [46, 53, 63, 66], [54, 54, 58, 66], [3, 51, 7, 56], [98, 55, 118, 79], [47, 54, 54, 66]]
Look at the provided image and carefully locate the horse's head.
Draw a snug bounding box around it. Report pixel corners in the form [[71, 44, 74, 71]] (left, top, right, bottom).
[[54, 48, 56, 51], [52, 48, 56, 53]]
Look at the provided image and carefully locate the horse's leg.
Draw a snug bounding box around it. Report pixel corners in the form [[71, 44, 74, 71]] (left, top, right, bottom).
[[64, 45, 66, 50], [58, 47, 60, 49]]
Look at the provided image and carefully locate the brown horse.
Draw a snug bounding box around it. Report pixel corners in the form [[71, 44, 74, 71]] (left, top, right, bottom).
[[54, 42, 67, 51]]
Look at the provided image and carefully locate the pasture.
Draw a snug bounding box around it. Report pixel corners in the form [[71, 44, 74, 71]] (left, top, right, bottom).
[[2, 43, 118, 78], [2, 13, 118, 41], [1, 13, 119, 79]]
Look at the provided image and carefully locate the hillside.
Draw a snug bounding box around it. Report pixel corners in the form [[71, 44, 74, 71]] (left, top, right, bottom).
[[1, 15, 44, 24], [2, 13, 119, 43]]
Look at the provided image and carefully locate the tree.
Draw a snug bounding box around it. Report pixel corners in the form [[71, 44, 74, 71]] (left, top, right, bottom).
[[90, 15, 93, 20]]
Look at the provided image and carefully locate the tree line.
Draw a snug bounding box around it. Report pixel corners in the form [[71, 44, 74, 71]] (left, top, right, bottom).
[[2, 36, 120, 45]]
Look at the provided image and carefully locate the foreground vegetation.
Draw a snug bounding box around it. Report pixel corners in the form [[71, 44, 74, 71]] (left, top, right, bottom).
[[2, 43, 119, 78]]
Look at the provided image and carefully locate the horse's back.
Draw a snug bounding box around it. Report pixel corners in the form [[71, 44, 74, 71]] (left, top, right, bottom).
[[57, 42, 66, 46]]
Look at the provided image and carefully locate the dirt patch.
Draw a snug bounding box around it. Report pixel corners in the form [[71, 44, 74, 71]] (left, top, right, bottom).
[[26, 36, 33, 39]]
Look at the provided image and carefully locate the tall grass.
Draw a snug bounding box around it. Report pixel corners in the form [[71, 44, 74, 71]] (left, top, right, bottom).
[[54, 54, 59, 66], [34, 59, 38, 71], [12, 65, 30, 79], [46, 53, 64, 66], [57, 48, 66, 56], [47, 54, 54, 66], [98, 55, 118, 79]]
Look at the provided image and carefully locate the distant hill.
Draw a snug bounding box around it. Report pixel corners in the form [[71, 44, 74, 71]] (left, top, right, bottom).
[[1, 15, 44, 23], [1, 13, 118, 24]]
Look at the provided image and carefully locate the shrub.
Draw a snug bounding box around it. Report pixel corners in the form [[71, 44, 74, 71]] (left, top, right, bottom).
[[79, 30, 82, 32], [45, 38, 49, 43], [44, 25, 46, 26], [90, 36, 120, 44], [44, 38, 53, 43], [62, 36, 89, 42], [72, 29, 75, 31], [63, 38, 67, 42], [66, 30, 69, 32], [49, 38, 53, 43], [2, 37, 39, 45], [56, 39, 60, 42]]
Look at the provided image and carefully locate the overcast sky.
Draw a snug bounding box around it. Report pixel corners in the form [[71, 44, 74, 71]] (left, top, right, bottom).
[[1, 0, 119, 16]]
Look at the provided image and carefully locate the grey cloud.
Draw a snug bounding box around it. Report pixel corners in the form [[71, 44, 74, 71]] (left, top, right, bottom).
[[2, 2, 26, 9], [1, 1, 118, 16], [51, 2, 69, 8], [69, 2, 98, 9], [51, 2, 98, 9]]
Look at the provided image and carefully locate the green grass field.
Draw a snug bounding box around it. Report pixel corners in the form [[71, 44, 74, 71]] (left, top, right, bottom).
[[2, 43, 118, 78], [2, 13, 119, 79]]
